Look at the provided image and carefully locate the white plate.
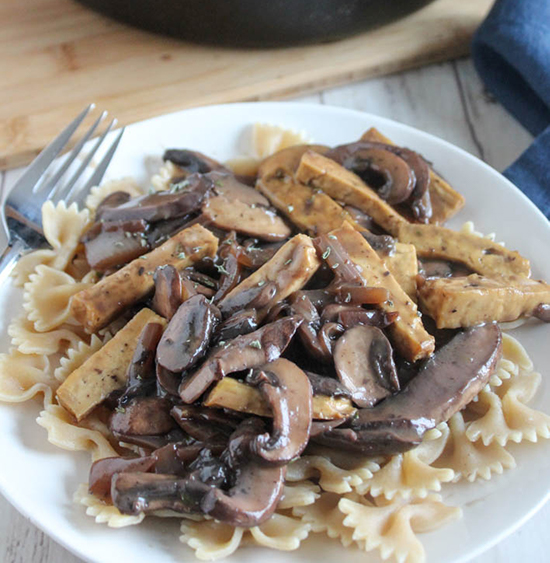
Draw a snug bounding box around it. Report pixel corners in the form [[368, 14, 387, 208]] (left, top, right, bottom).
[[0, 102, 549, 563]]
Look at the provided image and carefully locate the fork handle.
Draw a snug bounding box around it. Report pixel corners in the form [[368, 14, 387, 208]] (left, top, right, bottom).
[[0, 239, 27, 287]]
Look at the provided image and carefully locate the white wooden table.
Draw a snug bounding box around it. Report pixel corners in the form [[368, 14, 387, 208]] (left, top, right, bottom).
[[0, 58, 547, 563]]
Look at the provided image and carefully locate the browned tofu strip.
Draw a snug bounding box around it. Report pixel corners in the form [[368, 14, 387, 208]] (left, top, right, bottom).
[[418, 274, 550, 328], [387, 243, 418, 301], [327, 223, 434, 362], [71, 224, 218, 332], [361, 127, 465, 224], [218, 234, 321, 316], [204, 377, 356, 420], [398, 223, 530, 277], [57, 309, 166, 420], [295, 150, 407, 236]]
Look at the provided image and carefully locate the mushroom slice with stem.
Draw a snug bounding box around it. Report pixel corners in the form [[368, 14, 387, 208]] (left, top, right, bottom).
[[334, 325, 399, 408], [325, 141, 417, 205], [247, 358, 312, 465], [89, 455, 156, 502], [179, 316, 302, 404], [315, 323, 502, 455], [201, 419, 286, 527], [157, 294, 221, 374]]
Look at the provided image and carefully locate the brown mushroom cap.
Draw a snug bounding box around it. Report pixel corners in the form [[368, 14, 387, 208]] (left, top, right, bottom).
[[157, 294, 221, 374], [179, 316, 302, 404], [163, 149, 229, 176], [247, 358, 312, 465]]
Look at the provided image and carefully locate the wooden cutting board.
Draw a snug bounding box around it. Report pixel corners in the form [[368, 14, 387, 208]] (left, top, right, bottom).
[[0, 0, 492, 170]]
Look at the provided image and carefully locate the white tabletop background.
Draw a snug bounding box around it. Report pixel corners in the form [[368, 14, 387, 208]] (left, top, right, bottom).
[[0, 58, 547, 563]]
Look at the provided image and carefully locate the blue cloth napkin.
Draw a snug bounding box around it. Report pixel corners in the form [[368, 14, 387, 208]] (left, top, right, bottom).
[[472, 0, 550, 218]]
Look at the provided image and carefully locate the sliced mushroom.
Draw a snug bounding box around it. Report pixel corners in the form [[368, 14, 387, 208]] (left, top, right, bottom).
[[334, 325, 399, 408], [316, 323, 502, 455], [202, 176, 291, 242], [288, 291, 326, 361], [152, 265, 183, 319], [305, 371, 351, 399], [218, 234, 321, 319], [120, 322, 165, 403], [534, 303, 550, 322], [112, 428, 187, 452], [89, 455, 155, 501], [99, 174, 212, 223], [83, 219, 149, 271], [215, 309, 259, 343], [153, 442, 226, 476], [95, 191, 132, 221], [326, 142, 415, 204], [110, 396, 175, 436], [330, 282, 389, 305], [318, 322, 345, 358], [200, 419, 286, 527], [310, 418, 347, 437], [179, 316, 302, 404], [157, 295, 221, 374], [164, 149, 228, 176], [326, 141, 432, 221], [236, 241, 285, 268], [171, 405, 239, 442], [246, 359, 312, 465], [212, 234, 243, 302], [321, 304, 398, 330], [112, 472, 212, 515]]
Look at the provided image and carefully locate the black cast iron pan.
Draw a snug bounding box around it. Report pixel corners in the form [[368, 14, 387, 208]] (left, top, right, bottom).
[[75, 0, 437, 48]]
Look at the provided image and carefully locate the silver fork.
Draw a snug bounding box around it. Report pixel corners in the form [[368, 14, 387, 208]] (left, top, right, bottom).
[[0, 104, 125, 284]]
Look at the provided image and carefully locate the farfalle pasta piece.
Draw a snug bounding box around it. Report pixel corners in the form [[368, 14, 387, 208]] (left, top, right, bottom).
[[434, 412, 516, 482], [37, 404, 118, 461], [85, 177, 144, 212], [8, 314, 84, 356], [287, 454, 379, 494], [23, 265, 92, 332], [74, 484, 145, 528], [11, 248, 57, 287], [356, 425, 454, 500], [339, 494, 462, 563], [42, 201, 91, 270], [278, 481, 320, 509], [151, 161, 180, 192], [0, 349, 54, 405], [225, 123, 313, 176], [292, 492, 357, 547], [54, 334, 106, 382], [180, 519, 244, 561], [249, 513, 311, 551]]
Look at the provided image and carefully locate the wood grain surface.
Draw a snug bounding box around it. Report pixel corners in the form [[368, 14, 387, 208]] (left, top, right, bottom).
[[1, 57, 546, 563], [0, 0, 493, 170]]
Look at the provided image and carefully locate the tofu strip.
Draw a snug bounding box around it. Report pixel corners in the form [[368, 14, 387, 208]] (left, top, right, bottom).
[[324, 223, 435, 362], [57, 308, 166, 420], [418, 274, 550, 328], [397, 223, 531, 277], [71, 224, 218, 332], [218, 234, 321, 317], [295, 150, 407, 236], [360, 127, 465, 224], [204, 377, 356, 420]]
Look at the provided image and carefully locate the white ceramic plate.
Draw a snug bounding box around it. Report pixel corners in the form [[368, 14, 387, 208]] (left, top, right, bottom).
[[0, 102, 549, 563]]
